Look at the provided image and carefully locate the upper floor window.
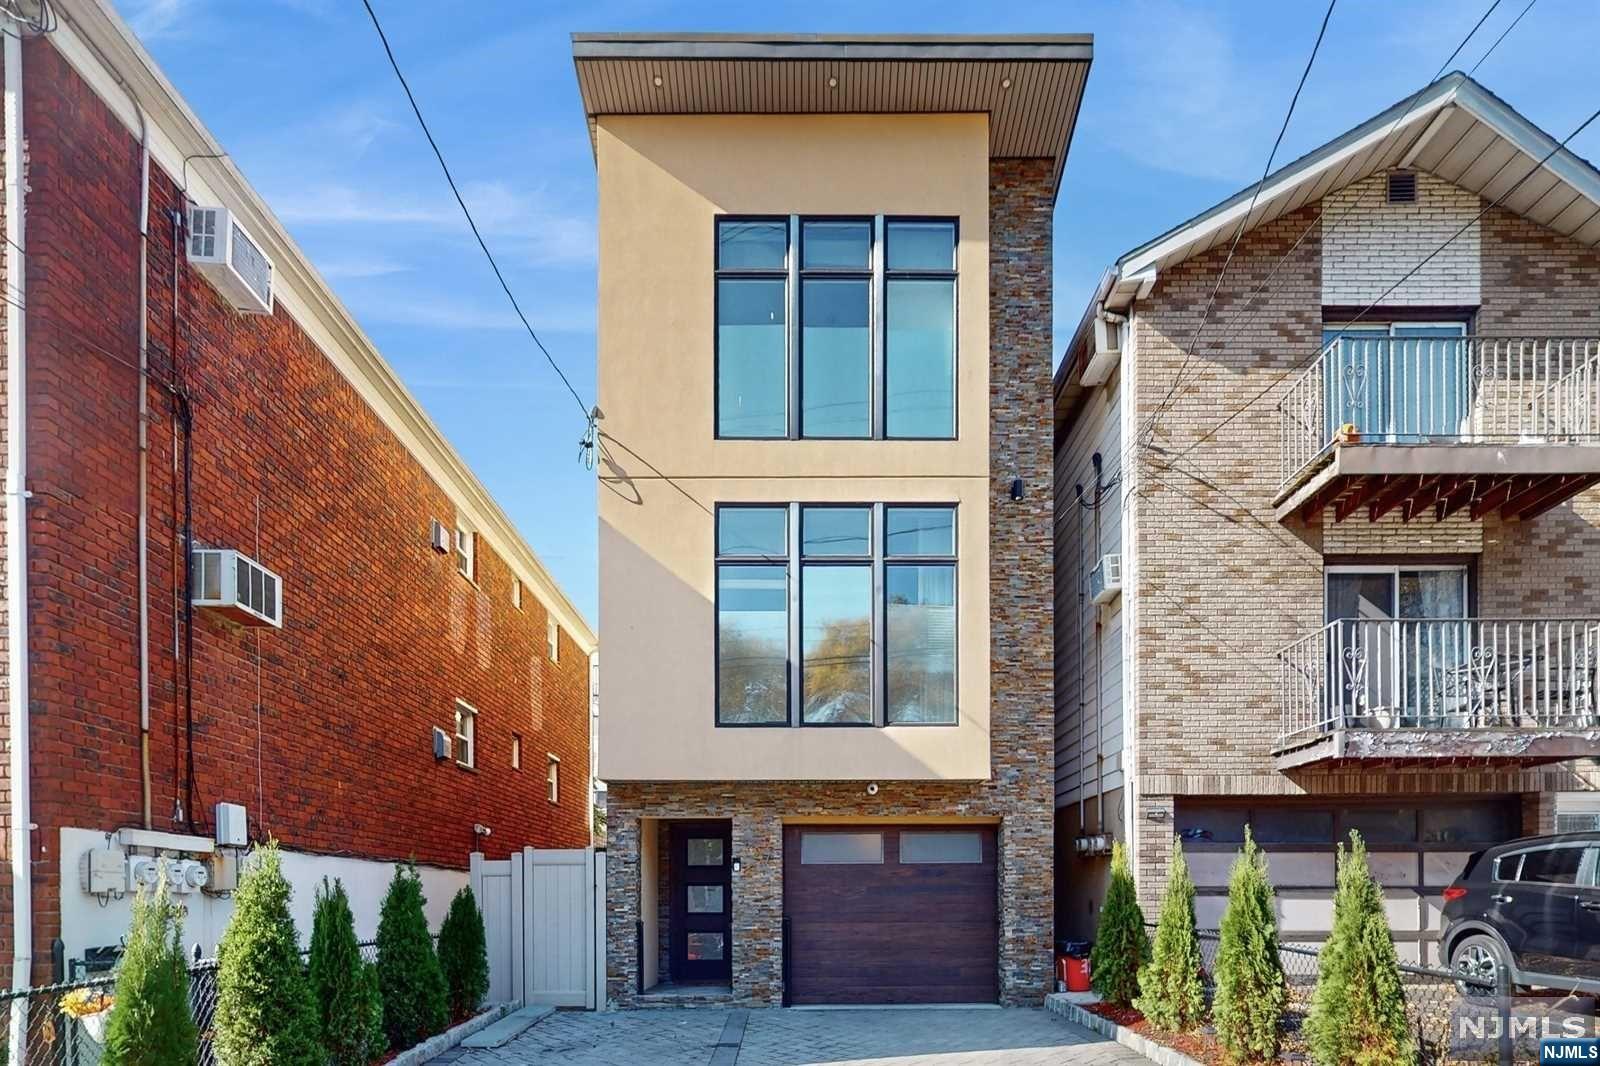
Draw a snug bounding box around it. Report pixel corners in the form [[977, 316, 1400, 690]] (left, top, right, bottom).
[[715, 503, 957, 727], [714, 217, 956, 441], [454, 525, 476, 581], [454, 700, 477, 769]]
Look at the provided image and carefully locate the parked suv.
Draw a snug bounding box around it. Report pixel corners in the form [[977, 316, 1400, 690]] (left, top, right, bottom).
[[1441, 832, 1600, 995]]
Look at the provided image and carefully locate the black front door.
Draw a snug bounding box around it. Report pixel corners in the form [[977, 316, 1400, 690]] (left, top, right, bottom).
[[670, 822, 732, 984]]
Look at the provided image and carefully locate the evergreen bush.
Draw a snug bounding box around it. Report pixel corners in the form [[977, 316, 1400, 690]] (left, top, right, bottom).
[[375, 861, 448, 1050], [1305, 831, 1413, 1066], [437, 886, 490, 1020], [1212, 827, 1287, 1063], [308, 877, 386, 1064], [100, 870, 199, 1065], [1134, 836, 1207, 1032], [1089, 840, 1150, 1008], [214, 840, 321, 1066]]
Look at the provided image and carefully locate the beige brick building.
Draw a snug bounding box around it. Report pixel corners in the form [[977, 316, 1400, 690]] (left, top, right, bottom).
[[1054, 73, 1600, 968]]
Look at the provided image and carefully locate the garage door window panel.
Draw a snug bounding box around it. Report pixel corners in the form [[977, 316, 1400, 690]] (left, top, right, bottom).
[[801, 831, 884, 865], [899, 831, 982, 864]]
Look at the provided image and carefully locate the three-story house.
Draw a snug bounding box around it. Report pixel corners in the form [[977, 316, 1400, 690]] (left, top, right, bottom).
[[1054, 72, 1600, 970], [580, 32, 1092, 1007]]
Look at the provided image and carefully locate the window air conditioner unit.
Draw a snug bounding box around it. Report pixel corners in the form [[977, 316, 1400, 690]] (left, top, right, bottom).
[[1088, 553, 1122, 605], [188, 206, 274, 314], [191, 548, 283, 628]]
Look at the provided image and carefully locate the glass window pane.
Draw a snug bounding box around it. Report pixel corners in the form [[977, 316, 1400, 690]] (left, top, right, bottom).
[[802, 221, 870, 269], [1517, 847, 1584, 885], [801, 278, 870, 438], [886, 278, 955, 438], [717, 219, 786, 269], [900, 831, 981, 864], [718, 507, 787, 558], [1399, 569, 1466, 620], [887, 221, 955, 270], [801, 566, 871, 724], [885, 506, 955, 557], [717, 565, 788, 725], [1252, 808, 1334, 844], [686, 932, 725, 960], [1175, 805, 1247, 844], [1343, 807, 1417, 844], [687, 838, 725, 866], [717, 278, 787, 438], [800, 832, 883, 864], [687, 885, 724, 913], [801, 507, 871, 557], [886, 564, 956, 725], [1422, 805, 1515, 844]]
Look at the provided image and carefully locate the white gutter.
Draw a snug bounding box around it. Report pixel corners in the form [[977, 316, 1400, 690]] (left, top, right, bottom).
[[133, 100, 150, 830], [5, 21, 32, 1048]]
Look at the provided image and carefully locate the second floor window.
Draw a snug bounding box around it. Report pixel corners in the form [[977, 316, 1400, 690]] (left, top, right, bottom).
[[715, 217, 957, 441], [715, 503, 957, 727]]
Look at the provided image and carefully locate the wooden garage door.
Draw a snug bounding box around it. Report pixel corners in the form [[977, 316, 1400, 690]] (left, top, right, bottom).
[[783, 825, 998, 1005]]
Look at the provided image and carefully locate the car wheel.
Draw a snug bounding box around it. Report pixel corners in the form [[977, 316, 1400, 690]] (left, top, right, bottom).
[[1451, 934, 1510, 997]]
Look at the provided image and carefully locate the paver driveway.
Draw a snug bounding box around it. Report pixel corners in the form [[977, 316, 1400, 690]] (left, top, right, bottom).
[[433, 1006, 1149, 1065]]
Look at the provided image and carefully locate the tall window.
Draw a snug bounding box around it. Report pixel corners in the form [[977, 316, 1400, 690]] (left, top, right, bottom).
[[714, 217, 956, 440], [454, 700, 476, 769], [715, 503, 958, 727], [715, 506, 789, 724]]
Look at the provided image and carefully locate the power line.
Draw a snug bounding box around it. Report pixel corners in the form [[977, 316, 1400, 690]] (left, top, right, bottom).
[[1158, 99, 1600, 472], [1139, 0, 1337, 447], [357, 0, 595, 442], [1136, 0, 1513, 452], [1470, 0, 1537, 75]]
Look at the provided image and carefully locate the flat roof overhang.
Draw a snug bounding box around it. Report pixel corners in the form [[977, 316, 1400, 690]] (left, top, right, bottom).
[[571, 32, 1093, 202], [1275, 727, 1600, 771], [1273, 443, 1600, 524]]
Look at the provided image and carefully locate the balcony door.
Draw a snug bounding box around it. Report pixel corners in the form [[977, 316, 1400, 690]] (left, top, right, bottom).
[[1323, 322, 1469, 444], [1325, 565, 1467, 725]]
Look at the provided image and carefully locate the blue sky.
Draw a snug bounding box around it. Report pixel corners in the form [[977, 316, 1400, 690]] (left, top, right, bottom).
[[113, 0, 1600, 628]]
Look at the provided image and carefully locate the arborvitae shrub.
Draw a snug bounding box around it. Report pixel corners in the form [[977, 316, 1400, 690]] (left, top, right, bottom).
[[1305, 831, 1413, 1066], [437, 886, 490, 1021], [1089, 840, 1150, 1008], [308, 877, 386, 1064], [1134, 836, 1207, 1032], [214, 840, 321, 1066], [375, 862, 448, 1050], [100, 871, 199, 1065], [1212, 827, 1287, 1063]]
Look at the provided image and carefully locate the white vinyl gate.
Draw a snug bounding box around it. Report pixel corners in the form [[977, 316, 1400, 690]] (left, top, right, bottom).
[[470, 847, 605, 1009]]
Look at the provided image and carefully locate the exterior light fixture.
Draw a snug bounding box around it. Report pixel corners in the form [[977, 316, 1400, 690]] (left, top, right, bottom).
[[1009, 477, 1025, 501], [1001, 77, 1013, 89], [652, 74, 663, 87], [827, 75, 838, 88]]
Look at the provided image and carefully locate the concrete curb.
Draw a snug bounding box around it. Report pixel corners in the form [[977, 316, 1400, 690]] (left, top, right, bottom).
[[1045, 993, 1207, 1066], [392, 1002, 515, 1066]]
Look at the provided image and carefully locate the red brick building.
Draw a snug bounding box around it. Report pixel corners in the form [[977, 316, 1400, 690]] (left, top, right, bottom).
[[0, 1, 595, 985]]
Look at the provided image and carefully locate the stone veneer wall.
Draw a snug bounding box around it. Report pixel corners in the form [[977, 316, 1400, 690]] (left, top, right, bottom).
[[603, 158, 1057, 1008]]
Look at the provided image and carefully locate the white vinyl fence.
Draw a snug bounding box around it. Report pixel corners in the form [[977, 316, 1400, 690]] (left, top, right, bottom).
[[470, 847, 605, 1009]]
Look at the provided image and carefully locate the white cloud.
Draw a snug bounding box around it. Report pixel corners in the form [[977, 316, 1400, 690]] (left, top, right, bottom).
[[312, 253, 409, 280]]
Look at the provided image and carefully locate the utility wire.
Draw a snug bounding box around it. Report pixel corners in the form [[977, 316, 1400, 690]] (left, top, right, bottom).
[[358, 0, 596, 444], [1158, 100, 1600, 472], [1136, 0, 1512, 451], [1470, 0, 1537, 75], [1139, 0, 1337, 448]]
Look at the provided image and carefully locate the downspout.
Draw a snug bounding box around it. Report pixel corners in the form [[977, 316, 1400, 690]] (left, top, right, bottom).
[[6, 20, 33, 1039], [131, 94, 152, 831]]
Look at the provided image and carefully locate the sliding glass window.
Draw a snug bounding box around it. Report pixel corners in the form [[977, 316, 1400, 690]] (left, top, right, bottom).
[[885, 506, 957, 724], [715, 220, 789, 439], [800, 507, 873, 724], [715, 506, 790, 724], [713, 216, 956, 441], [885, 222, 957, 439]]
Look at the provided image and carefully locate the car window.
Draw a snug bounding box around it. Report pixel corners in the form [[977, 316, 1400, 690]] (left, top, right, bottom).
[[1514, 847, 1586, 885]]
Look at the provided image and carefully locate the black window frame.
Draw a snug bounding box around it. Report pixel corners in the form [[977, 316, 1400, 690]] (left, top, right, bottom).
[[799, 504, 876, 728], [714, 217, 792, 441], [714, 503, 793, 728], [884, 504, 959, 726], [712, 215, 958, 442]]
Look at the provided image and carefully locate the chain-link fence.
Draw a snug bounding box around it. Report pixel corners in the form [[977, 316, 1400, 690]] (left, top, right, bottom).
[[1180, 929, 1504, 1065], [0, 942, 379, 1066]]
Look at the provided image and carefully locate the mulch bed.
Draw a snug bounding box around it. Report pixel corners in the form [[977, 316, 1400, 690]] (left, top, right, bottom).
[[1084, 1002, 1313, 1065]]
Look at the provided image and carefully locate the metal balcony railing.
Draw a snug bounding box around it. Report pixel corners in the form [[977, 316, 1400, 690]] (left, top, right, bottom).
[[1276, 617, 1600, 748], [1278, 336, 1600, 490]]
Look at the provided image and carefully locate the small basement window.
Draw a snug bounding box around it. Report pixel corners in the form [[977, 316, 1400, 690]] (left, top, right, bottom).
[[546, 754, 560, 804], [1387, 170, 1417, 204], [454, 700, 477, 769]]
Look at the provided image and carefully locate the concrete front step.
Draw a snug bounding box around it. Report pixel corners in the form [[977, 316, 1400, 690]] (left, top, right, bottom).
[[458, 1005, 556, 1049]]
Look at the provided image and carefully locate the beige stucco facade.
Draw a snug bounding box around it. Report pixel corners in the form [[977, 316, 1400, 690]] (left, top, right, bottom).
[[595, 113, 995, 782]]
